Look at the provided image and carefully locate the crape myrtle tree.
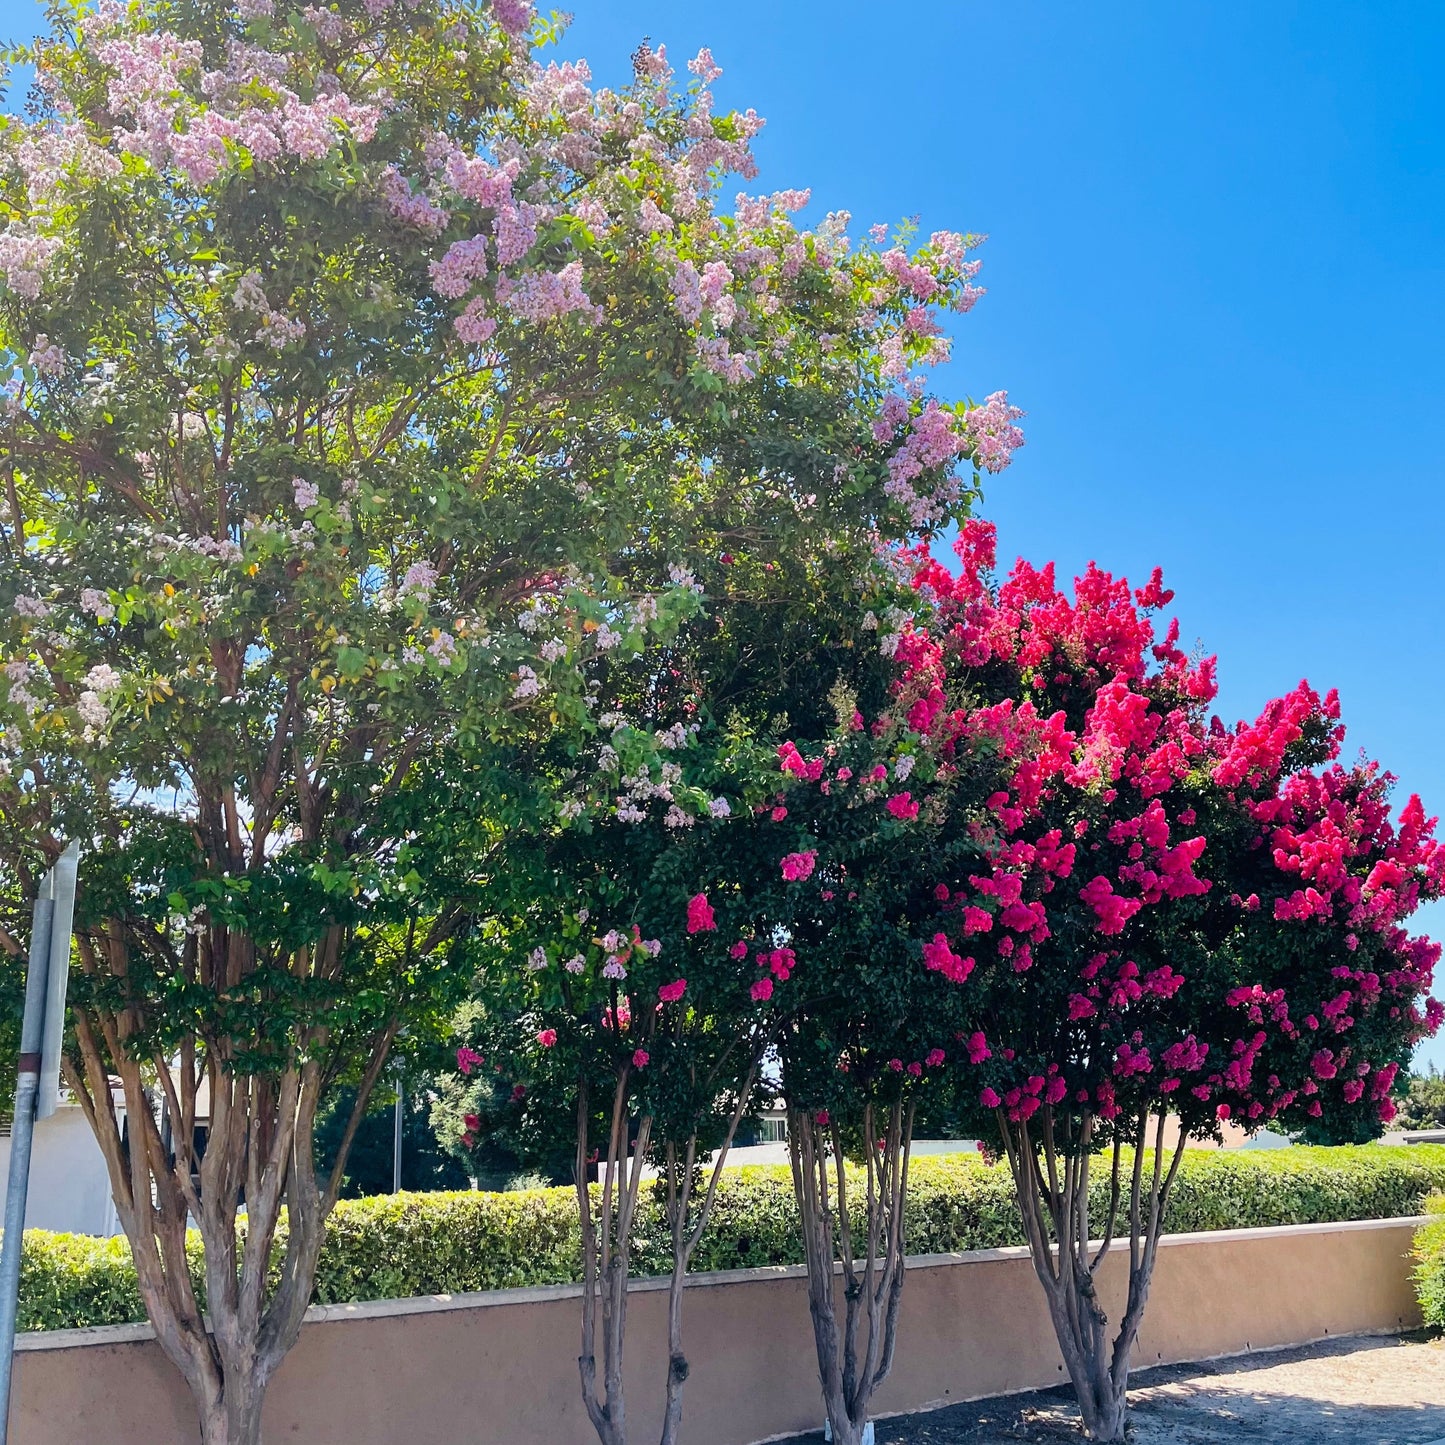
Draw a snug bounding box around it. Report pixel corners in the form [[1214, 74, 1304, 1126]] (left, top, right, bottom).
[[445, 658, 936, 1445], [435, 536, 1005, 1445], [733, 654, 997, 1445], [896, 522, 1445, 1442], [414, 45, 1018, 1443], [0, 0, 1019, 1439], [447, 744, 784, 1445]]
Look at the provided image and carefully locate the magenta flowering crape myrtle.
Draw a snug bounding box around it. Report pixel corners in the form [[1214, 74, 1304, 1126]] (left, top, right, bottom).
[[894, 522, 1444, 1443], [443, 740, 786, 1445], [734, 674, 996, 1445]]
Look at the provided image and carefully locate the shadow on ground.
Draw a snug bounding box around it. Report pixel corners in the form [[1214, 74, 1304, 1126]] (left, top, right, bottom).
[[771, 1334, 1445, 1444]]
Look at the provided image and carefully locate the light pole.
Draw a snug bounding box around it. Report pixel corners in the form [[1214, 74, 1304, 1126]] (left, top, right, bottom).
[[389, 1028, 411, 1195], [391, 1061, 404, 1194]]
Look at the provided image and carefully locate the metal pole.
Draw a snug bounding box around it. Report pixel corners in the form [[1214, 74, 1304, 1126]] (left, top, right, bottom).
[[392, 1079, 404, 1194], [0, 895, 55, 1443], [36, 844, 78, 1123]]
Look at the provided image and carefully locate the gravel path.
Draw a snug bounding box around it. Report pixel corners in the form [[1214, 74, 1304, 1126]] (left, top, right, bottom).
[[772, 1334, 1445, 1444]]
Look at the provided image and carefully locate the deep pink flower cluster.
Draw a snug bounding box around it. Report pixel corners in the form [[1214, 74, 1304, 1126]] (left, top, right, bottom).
[[686, 893, 716, 933], [778, 740, 824, 780], [888, 526, 1441, 1137], [922, 933, 975, 983], [1078, 875, 1144, 935], [780, 850, 817, 881], [761, 947, 796, 980], [1214, 682, 1341, 790], [1257, 764, 1445, 935], [745, 944, 797, 1002]]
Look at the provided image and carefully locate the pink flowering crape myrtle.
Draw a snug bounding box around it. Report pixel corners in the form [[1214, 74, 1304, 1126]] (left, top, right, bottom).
[[444, 750, 793, 1445], [742, 688, 993, 1445]]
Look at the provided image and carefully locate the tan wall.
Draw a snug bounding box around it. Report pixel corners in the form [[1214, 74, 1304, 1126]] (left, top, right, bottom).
[[11, 1218, 1423, 1445]]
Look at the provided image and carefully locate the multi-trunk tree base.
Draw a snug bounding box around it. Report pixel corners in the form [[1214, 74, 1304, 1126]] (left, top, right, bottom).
[[788, 1102, 914, 1445], [998, 1107, 1186, 1444], [63, 989, 397, 1445]]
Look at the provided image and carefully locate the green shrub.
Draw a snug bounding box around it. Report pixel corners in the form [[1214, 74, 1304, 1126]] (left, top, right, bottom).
[[311, 1186, 581, 1302], [14, 1229, 205, 1332], [13, 1143, 1445, 1332], [1412, 1192, 1445, 1329], [1157, 1145, 1445, 1231]]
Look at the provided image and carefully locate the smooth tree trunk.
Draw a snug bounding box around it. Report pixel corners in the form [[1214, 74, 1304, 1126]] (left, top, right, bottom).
[[574, 1008, 765, 1445], [655, 1058, 760, 1445], [577, 1070, 654, 1445], [996, 1108, 1186, 1443], [787, 1101, 915, 1445], [62, 925, 398, 1445]]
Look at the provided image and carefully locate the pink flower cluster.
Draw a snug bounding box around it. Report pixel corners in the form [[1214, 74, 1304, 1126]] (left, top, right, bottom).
[[959, 391, 1026, 474], [883, 401, 976, 528], [780, 850, 817, 882], [686, 893, 716, 933], [497, 261, 602, 326], [491, 0, 533, 36], [94, 25, 379, 188], [887, 524, 1442, 1139]]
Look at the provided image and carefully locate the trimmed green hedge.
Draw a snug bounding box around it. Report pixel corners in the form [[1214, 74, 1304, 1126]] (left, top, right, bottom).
[[17, 1230, 205, 1332], [1412, 1192, 1445, 1329], [14, 1144, 1445, 1333]]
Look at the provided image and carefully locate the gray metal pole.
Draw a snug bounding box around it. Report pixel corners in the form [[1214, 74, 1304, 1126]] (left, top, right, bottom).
[[36, 845, 78, 1122], [392, 1081, 404, 1194], [0, 895, 55, 1443]]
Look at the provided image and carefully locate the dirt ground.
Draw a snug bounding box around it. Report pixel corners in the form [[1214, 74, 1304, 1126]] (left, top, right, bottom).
[[773, 1333, 1445, 1444]]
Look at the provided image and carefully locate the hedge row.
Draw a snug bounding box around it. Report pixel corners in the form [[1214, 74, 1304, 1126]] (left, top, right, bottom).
[[17, 1144, 1445, 1333], [1413, 1192, 1445, 1329]]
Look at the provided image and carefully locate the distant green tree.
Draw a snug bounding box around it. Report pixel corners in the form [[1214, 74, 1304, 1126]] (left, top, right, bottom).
[[314, 1081, 471, 1198], [1398, 1069, 1445, 1131], [0, 944, 20, 1120], [430, 1003, 563, 1190]]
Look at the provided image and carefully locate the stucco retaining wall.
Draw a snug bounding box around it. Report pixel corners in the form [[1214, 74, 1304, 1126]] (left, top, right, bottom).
[[9, 1216, 1424, 1445]]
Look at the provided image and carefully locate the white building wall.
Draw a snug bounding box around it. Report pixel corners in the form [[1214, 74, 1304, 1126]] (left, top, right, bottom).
[[0, 1105, 120, 1236]]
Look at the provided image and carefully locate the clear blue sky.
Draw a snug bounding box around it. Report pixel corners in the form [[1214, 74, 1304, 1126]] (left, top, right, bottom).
[[3, 1, 1442, 1067]]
